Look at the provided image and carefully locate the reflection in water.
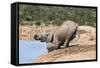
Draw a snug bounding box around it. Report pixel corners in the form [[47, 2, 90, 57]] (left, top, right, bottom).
[[19, 40, 48, 64]]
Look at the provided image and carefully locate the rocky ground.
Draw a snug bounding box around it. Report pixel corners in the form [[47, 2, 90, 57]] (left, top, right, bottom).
[[19, 25, 96, 63]]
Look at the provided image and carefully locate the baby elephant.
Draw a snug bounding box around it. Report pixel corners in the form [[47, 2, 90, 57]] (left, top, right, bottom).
[[34, 20, 78, 52]]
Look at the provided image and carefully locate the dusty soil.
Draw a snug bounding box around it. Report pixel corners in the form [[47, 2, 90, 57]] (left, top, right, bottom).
[[35, 26, 96, 63], [35, 46, 96, 63], [19, 25, 96, 63], [19, 25, 58, 40]]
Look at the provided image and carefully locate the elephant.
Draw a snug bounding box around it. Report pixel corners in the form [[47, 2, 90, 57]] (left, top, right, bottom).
[[34, 20, 78, 51]]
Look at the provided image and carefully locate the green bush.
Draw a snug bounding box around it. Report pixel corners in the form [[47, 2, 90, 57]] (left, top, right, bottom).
[[35, 21, 41, 26], [19, 4, 96, 27]]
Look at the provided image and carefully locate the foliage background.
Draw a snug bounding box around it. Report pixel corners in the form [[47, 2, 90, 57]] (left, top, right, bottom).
[[19, 4, 96, 27]]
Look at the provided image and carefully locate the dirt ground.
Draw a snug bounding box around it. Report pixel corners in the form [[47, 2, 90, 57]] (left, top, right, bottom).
[[19, 25, 58, 40], [19, 25, 96, 63]]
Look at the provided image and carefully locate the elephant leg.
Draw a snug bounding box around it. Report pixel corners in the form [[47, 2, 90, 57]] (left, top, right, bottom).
[[60, 39, 69, 49], [47, 43, 58, 52], [47, 47, 52, 52], [70, 28, 77, 40], [60, 26, 78, 49], [47, 44, 53, 52], [60, 32, 76, 49]]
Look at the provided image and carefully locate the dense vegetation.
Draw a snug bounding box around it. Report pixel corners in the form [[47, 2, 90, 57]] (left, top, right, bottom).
[[19, 4, 96, 27]]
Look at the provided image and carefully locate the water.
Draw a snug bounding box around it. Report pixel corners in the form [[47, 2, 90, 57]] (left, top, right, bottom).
[[19, 40, 48, 64]]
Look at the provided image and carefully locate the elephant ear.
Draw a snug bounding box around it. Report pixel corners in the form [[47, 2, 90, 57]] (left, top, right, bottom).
[[46, 32, 53, 43]]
